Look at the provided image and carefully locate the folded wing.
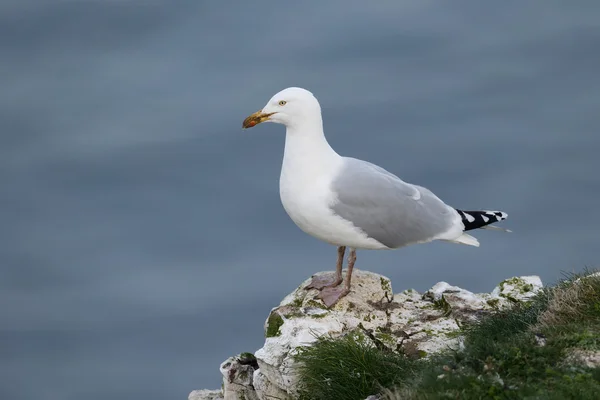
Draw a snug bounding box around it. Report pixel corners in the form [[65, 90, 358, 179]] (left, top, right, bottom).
[[329, 157, 462, 248]]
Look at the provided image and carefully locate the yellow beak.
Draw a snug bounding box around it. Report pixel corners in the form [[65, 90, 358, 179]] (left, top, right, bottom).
[[242, 110, 275, 129]]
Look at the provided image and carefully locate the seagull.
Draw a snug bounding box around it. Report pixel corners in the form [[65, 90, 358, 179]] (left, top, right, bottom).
[[242, 87, 508, 307]]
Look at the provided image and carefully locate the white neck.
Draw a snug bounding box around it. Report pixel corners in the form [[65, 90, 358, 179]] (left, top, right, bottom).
[[281, 119, 340, 179]]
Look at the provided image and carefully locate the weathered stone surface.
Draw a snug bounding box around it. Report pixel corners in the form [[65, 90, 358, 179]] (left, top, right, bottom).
[[188, 389, 223, 400], [253, 369, 291, 400], [219, 354, 260, 400], [565, 349, 600, 369], [189, 269, 543, 399], [490, 275, 542, 303]]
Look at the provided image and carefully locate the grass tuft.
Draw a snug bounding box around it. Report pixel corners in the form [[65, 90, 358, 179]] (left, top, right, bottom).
[[294, 333, 420, 400], [537, 270, 600, 330], [432, 295, 452, 317]]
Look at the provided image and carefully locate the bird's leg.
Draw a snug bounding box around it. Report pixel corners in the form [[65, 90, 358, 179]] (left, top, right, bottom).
[[319, 248, 356, 308], [305, 246, 345, 290], [344, 249, 356, 290], [333, 246, 345, 285]]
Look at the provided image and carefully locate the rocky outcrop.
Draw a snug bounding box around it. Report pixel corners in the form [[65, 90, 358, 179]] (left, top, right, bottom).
[[565, 349, 600, 369], [189, 269, 542, 400], [188, 389, 224, 400]]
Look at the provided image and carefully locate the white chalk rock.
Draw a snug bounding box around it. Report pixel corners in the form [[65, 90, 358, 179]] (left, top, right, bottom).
[[565, 349, 600, 369], [190, 269, 544, 399], [188, 389, 223, 400], [490, 275, 543, 304], [253, 369, 290, 400], [219, 354, 260, 400]]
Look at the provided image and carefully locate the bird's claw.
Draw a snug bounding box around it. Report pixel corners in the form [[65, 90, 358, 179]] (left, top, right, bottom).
[[305, 274, 343, 290], [319, 286, 350, 308]]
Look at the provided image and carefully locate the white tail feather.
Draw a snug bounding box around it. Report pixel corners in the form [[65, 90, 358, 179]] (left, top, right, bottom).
[[444, 233, 480, 247]]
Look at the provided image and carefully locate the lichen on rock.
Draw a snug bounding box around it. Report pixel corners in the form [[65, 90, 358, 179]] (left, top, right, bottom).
[[492, 276, 542, 303]]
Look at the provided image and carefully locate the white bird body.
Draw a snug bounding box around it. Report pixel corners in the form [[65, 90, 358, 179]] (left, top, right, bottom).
[[279, 127, 388, 250]]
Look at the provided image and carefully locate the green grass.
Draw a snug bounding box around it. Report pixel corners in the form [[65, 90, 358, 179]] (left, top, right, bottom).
[[294, 332, 421, 400], [293, 270, 600, 400]]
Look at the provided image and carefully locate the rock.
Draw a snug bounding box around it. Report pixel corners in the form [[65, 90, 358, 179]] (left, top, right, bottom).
[[253, 369, 290, 400], [534, 333, 547, 347], [189, 269, 543, 399], [188, 389, 223, 400], [220, 354, 260, 400], [490, 276, 543, 303], [565, 349, 600, 369]]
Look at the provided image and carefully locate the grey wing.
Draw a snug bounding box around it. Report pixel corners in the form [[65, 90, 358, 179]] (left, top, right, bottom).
[[330, 157, 459, 248]]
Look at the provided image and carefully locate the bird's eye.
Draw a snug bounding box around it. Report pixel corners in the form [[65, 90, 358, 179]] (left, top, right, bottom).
[[278, 100, 287, 106]]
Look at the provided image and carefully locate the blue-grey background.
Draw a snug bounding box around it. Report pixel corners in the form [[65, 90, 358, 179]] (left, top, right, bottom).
[[2, 1, 599, 399]]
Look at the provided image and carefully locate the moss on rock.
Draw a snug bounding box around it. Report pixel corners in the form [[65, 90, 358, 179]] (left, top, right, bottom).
[[380, 277, 392, 293], [305, 299, 326, 309], [486, 298, 500, 308], [499, 277, 535, 295], [265, 312, 284, 338]]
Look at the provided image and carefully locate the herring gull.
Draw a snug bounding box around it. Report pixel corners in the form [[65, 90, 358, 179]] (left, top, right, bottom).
[[242, 87, 508, 307]]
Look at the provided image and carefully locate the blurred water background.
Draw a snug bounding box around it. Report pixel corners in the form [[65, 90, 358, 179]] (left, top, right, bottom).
[[1, 1, 599, 399]]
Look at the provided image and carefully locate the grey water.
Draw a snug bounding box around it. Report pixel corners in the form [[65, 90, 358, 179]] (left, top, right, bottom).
[[1, 1, 599, 399]]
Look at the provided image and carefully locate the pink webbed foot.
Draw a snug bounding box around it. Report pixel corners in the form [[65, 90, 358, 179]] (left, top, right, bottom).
[[319, 285, 350, 308], [305, 273, 343, 290]]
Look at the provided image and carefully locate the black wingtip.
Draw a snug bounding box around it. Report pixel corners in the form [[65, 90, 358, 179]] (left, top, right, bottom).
[[456, 209, 508, 231]]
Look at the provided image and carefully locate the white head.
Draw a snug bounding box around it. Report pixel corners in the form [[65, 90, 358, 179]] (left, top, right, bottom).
[[242, 87, 322, 130]]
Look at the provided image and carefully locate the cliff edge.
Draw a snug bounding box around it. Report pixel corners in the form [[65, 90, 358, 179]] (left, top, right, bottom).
[[189, 269, 545, 400]]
